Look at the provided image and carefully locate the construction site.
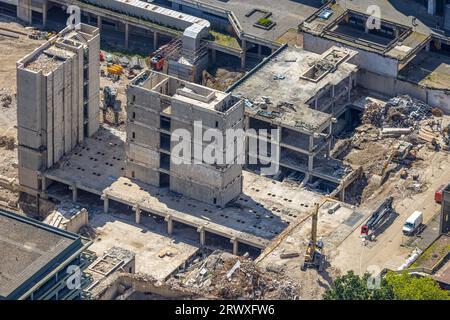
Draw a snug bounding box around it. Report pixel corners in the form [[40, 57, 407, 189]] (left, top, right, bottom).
[[0, 0, 450, 301]]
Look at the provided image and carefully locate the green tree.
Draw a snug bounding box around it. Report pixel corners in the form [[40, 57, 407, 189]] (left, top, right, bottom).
[[385, 272, 450, 300], [323, 271, 394, 300]]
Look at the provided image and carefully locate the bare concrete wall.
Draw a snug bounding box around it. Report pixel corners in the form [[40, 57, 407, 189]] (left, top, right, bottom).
[[87, 32, 101, 136], [358, 69, 450, 114], [303, 33, 399, 77]]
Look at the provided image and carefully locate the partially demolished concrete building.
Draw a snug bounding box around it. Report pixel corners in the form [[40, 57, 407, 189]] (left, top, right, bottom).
[[16, 23, 100, 200], [229, 45, 360, 198], [126, 70, 244, 207]]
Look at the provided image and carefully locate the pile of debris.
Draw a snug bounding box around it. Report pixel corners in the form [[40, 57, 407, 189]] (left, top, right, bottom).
[[203, 69, 244, 91], [362, 95, 433, 128], [0, 89, 13, 108], [172, 251, 299, 300], [0, 136, 15, 150]]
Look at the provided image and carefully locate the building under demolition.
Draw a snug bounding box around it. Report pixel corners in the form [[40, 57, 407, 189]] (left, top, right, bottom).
[[127, 71, 244, 207], [229, 45, 361, 199], [16, 23, 100, 207]]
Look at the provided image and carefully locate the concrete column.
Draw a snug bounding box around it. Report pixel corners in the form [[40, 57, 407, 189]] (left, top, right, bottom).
[[241, 39, 247, 70], [314, 96, 318, 109], [428, 0, 437, 15], [339, 187, 346, 202], [197, 226, 206, 247], [97, 16, 102, 32], [257, 44, 262, 58], [211, 49, 217, 64], [165, 215, 173, 235], [348, 76, 352, 101], [42, 1, 48, 28], [135, 204, 141, 224], [309, 135, 314, 152], [426, 41, 431, 52], [153, 31, 159, 49], [72, 185, 78, 202], [308, 155, 314, 172], [17, 0, 32, 25], [41, 176, 47, 192], [103, 195, 109, 213], [87, 14, 91, 25], [124, 23, 129, 49], [230, 237, 238, 255]]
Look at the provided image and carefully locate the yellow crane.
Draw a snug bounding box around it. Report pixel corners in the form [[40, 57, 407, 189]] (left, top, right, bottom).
[[301, 203, 325, 271]]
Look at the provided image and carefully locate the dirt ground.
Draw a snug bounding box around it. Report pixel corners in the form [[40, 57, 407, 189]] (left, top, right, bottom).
[[99, 53, 135, 131], [254, 110, 450, 299], [330, 114, 450, 276]]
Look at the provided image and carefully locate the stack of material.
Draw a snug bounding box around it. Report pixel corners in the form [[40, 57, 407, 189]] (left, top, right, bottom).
[[175, 251, 299, 299], [362, 95, 433, 128]]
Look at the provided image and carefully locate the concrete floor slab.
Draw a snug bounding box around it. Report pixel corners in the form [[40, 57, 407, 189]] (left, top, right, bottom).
[[88, 212, 199, 281], [45, 127, 324, 250]]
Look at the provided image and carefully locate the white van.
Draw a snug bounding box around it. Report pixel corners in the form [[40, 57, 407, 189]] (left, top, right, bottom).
[[402, 211, 423, 236]]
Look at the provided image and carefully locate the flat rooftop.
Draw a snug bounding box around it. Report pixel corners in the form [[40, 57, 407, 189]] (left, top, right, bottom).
[[18, 26, 96, 75], [87, 212, 200, 281], [301, 4, 430, 60], [44, 128, 323, 250], [230, 46, 358, 132], [399, 51, 450, 90], [0, 210, 85, 299], [172, 0, 321, 42]]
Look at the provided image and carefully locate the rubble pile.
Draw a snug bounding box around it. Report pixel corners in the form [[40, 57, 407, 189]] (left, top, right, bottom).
[[0, 136, 15, 150], [174, 251, 299, 300], [203, 69, 244, 91], [0, 89, 13, 108], [362, 95, 433, 128]]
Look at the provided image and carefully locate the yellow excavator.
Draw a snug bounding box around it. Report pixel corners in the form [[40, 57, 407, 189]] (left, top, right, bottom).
[[301, 203, 325, 271]]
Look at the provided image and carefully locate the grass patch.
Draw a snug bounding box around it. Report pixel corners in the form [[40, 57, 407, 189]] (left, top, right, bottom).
[[257, 18, 272, 27], [410, 236, 450, 269], [208, 31, 241, 50]]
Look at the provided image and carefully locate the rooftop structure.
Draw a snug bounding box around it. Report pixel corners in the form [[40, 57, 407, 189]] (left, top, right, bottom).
[[82, 0, 210, 29], [0, 209, 94, 300], [301, 6, 431, 77]]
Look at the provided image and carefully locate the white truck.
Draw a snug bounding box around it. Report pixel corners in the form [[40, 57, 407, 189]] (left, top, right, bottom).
[[402, 211, 423, 236]]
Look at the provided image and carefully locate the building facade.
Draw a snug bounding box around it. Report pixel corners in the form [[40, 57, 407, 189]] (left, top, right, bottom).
[[126, 71, 244, 207], [16, 23, 100, 199]]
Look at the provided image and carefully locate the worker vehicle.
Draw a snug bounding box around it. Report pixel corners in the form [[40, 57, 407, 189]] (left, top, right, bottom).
[[361, 196, 394, 241], [107, 64, 123, 77], [103, 86, 117, 110], [149, 38, 182, 72], [402, 211, 423, 236], [301, 204, 325, 271], [150, 54, 165, 71]]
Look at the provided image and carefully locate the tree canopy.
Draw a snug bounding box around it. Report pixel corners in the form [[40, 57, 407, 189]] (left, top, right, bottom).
[[323, 270, 450, 300], [385, 272, 450, 300]]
